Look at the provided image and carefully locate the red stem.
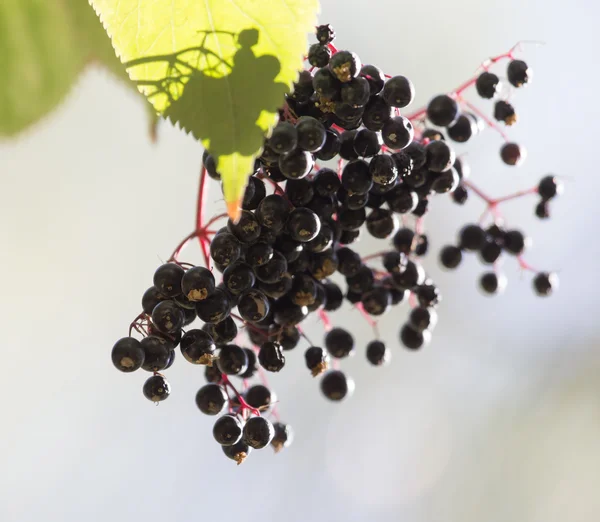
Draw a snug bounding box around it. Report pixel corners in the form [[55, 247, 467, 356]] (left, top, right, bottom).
[[221, 374, 261, 417], [517, 256, 537, 273], [494, 186, 538, 204], [318, 310, 332, 331], [168, 230, 200, 262], [405, 47, 517, 122]]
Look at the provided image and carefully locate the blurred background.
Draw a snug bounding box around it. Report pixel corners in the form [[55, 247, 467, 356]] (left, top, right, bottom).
[[1, 0, 599, 521]]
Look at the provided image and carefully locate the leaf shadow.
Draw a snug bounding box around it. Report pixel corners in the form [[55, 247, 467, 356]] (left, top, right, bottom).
[[123, 28, 288, 158]]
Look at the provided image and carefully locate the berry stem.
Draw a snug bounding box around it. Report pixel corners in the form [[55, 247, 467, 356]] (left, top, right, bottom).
[[230, 313, 271, 337], [415, 217, 425, 235], [297, 325, 315, 347], [517, 255, 537, 273], [493, 186, 539, 203], [168, 230, 200, 262], [220, 374, 261, 416], [463, 180, 494, 204], [196, 166, 208, 234], [318, 310, 332, 331], [405, 46, 518, 122], [128, 312, 149, 337]]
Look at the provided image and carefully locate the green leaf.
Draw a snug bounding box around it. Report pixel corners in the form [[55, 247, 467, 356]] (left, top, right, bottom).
[[0, 0, 156, 138], [90, 0, 319, 217]]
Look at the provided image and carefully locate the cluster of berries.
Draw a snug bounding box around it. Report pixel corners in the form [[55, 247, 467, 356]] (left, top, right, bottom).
[[110, 25, 560, 464]]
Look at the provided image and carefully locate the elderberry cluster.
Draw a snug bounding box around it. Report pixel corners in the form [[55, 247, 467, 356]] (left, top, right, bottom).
[[111, 24, 562, 464]]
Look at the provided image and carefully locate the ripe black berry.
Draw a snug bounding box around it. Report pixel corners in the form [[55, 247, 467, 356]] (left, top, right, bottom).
[[180, 329, 216, 365], [480, 272, 507, 295], [382, 75, 415, 108], [494, 100, 517, 126], [142, 286, 166, 315], [538, 175, 562, 200], [366, 208, 397, 239], [503, 229, 528, 255], [362, 96, 392, 131], [287, 207, 321, 242], [533, 272, 558, 296], [346, 265, 374, 294], [507, 59, 531, 87], [195, 288, 231, 323], [353, 129, 381, 157], [222, 440, 252, 465], [210, 232, 242, 267], [279, 149, 314, 179], [392, 261, 425, 290], [500, 142, 526, 166], [271, 422, 294, 452], [329, 50, 361, 82], [459, 224, 486, 251], [256, 194, 291, 232], [211, 317, 238, 344], [213, 414, 243, 446], [475, 72, 501, 99], [440, 245, 462, 269], [151, 300, 184, 334], [409, 307, 437, 332], [304, 346, 330, 376], [258, 342, 285, 372], [400, 324, 431, 350], [296, 116, 327, 153], [427, 94, 459, 127], [325, 328, 354, 358], [111, 337, 145, 373], [228, 210, 261, 243], [381, 116, 414, 150], [243, 416, 275, 449], [254, 251, 287, 283], [246, 242, 273, 267], [341, 77, 370, 108], [143, 374, 171, 402], [238, 288, 270, 323], [268, 121, 298, 154], [415, 283, 441, 307], [153, 263, 184, 298], [308, 43, 332, 67], [239, 348, 259, 379], [316, 129, 342, 161], [386, 185, 418, 214], [245, 384, 276, 411], [216, 344, 248, 376], [361, 286, 391, 315], [323, 282, 344, 311], [426, 140, 456, 173], [479, 240, 502, 264], [222, 262, 255, 295], [195, 384, 227, 415], [316, 24, 336, 44], [360, 64, 386, 94], [321, 370, 354, 401], [535, 200, 550, 219], [452, 184, 468, 204], [447, 114, 478, 143], [290, 274, 317, 306], [393, 227, 415, 254], [366, 340, 390, 366]]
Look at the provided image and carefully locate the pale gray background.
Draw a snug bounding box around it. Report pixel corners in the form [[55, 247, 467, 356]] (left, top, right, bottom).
[[1, 0, 599, 521]]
